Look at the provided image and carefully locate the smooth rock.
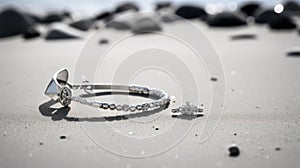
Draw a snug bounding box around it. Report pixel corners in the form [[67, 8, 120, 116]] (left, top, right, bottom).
[[115, 2, 139, 13], [239, 3, 261, 16], [155, 2, 172, 11], [22, 27, 40, 39], [254, 9, 277, 24], [175, 5, 207, 19], [70, 19, 94, 31], [207, 12, 247, 27], [41, 13, 64, 24], [95, 11, 113, 20], [284, 1, 300, 11], [132, 17, 162, 34], [106, 20, 131, 30], [268, 14, 297, 30], [0, 8, 34, 38], [228, 146, 240, 157], [45, 28, 80, 40]]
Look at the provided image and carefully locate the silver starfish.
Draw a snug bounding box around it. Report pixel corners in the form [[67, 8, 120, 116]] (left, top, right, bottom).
[[171, 101, 203, 116]]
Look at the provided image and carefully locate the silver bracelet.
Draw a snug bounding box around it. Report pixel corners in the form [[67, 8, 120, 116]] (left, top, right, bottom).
[[45, 69, 171, 112]]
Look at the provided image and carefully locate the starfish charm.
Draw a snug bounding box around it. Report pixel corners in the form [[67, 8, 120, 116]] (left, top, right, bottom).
[[171, 101, 203, 116]]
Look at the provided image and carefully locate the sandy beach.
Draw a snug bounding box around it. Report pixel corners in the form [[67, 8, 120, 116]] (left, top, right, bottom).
[[1, 1, 300, 167]]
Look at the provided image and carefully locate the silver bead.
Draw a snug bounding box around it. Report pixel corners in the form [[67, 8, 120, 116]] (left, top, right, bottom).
[[116, 105, 123, 111], [129, 106, 136, 112], [122, 104, 129, 111]]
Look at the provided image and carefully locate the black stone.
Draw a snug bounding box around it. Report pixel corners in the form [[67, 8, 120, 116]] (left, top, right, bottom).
[[229, 146, 240, 157], [175, 5, 207, 20], [132, 17, 162, 34], [255, 10, 277, 24], [284, 1, 300, 11], [60, 135, 66, 139], [41, 13, 64, 24], [210, 77, 218, 82], [239, 3, 261, 16], [70, 19, 94, 31], [22, 27, 40, 39], [95, 11, 113, 20], [268, 14, 297, 30], [207, 12, 247, 27], [231, 34, 256, 40], [45, 29, 80, 40], [0, 8, 34, 38], [275, 147, 281, 151], [155, 2, 172, 11], [115, 2, 139, 13], [287, 50, 300, 57], [99, 39, 109, 44], [155, 127, 159, 130], [106, 20, 131, 30]]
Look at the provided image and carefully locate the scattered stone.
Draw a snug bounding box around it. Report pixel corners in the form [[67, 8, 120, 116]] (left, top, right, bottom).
[[155, 127, 159, 130], [239, 3, 261, 16], [45, 28, 80, 40], [155, 2, 172, 11], [106, 20, 131, 30], [268, 14, 297, 30], [234, 133, 237, 136], [41, 13, 64, 24], [161, 14, 179, 23], [39, 142, 43, 145], [95, 11, 113, 21], [195, 133, 198, 136], [115, 2, 139, 13], [283, 1, 300, 12], [207, 12, 247, 27], [22, 27, 40, 39], [60, 135, 66, 139], [132, 17, 162, 34], [175, 5, 207, 20], [255, 106, 260, 109], [210, 77, 218, 82], [99, 39, 109, 44], [287, 50, 300, 57], [70, 19, 94, 31], [255, 10, 277, 24], [231, 34, 256, 40], [228, 145, 240, 157], [275, 147, 281, 151], [0, 8, 35, 38]]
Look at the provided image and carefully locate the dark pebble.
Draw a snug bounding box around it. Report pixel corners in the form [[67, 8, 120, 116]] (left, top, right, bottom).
[[268, 14, 297, 30], [95, 11, 113, 21], [99, 39, 109, 44], [254, 10, 277, 24], [60, 135, 66, 139], [275, 147, 281, 151], [41, 13, 64, 24], [231, 34, 256, 40], [210, 77, 218, 82], [115, 2, 139, 13], [284, 1, 300, 11], [155, 2, 172, 11], [70, 19, 94, 31], [131, 17, 162, 34], [175, 5, 207, 20], [239, 3, 261, 16], [207, 12, 247, 27], [287, 51, 300, 57], [234, 133, 237, 136], [39, 142, 43, 145], [45, 29, 80, 40], [229, 146, 240, 157], [155, 127, 159, 130], [0, 8, 35, 38], [22, 27, 40, 39]]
